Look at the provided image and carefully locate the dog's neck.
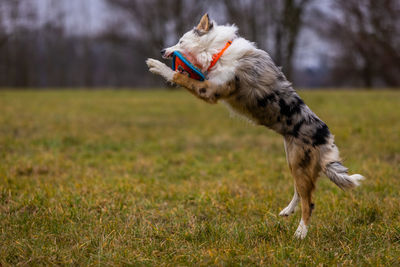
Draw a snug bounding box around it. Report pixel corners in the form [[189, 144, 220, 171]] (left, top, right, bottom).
[[207, 40, 233, 73], [199, 36, 238, 75]]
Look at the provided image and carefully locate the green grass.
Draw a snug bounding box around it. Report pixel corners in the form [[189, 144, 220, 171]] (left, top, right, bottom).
[[0, 89, 399, 266]]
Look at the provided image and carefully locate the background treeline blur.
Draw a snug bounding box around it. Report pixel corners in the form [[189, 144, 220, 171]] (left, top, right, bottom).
[[0, 0, 399, 88]]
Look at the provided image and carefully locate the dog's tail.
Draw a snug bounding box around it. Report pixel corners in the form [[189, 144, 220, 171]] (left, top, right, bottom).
[[320, 136, 364, 190], [324, 161, 364, 190]]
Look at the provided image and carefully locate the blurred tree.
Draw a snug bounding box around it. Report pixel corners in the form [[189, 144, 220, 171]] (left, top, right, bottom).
[[106, 0, 206, 57], [274, 0, 312, 81], [0, 0, 40, 87], [104, 0, 208, 86], [221, 0, 272, 50], [221, 0, 313, 80], [312, 0, 400, 87], [0, 2, 9, 47]]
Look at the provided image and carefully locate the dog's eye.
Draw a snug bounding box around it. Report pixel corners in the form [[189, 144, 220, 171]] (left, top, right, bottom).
[[179, 40, 183, 44]]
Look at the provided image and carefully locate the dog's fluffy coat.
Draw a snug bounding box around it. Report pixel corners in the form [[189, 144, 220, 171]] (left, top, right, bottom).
[[147, 13, 364, 239]]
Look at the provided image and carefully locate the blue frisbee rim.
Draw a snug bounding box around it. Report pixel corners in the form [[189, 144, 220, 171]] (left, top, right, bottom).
[[172, 51, 206, 81]]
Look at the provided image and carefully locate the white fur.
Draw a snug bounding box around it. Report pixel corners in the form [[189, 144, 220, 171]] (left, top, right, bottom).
[[349, 174, 365, 186], [279, 187, 299, 217], [294, 219, 308, 239], [146, 58, 174, 82], [208, 37, 256, 85]]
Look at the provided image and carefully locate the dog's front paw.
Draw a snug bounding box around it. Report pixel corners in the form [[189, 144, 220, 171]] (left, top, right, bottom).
[[146, 58, 174, 82]]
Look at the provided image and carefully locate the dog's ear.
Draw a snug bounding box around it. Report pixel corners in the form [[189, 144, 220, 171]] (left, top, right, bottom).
[[196, 13, 213, 33]]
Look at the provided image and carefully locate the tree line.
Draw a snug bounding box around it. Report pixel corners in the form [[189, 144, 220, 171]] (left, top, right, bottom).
[[0, 0, 399, 88]]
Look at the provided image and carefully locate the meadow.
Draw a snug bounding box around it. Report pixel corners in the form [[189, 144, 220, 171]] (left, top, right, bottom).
[[0, 89, 399, 266]]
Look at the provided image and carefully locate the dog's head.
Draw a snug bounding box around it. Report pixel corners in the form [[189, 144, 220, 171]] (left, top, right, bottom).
[[161, 13, 237, 72]]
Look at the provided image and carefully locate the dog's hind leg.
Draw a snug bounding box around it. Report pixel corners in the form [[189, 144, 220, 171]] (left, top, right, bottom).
[[280, 139, 300, 217], [284, 138, 319, 239], [293, 170, 315, 239], [279, 185, 299, 217]]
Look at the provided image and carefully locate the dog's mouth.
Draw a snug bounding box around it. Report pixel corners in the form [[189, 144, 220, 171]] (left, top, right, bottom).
[[162, 52, 173, 59]]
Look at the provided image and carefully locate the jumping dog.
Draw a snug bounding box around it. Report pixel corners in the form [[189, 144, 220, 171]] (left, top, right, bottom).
[[146, 13, 364, 239]]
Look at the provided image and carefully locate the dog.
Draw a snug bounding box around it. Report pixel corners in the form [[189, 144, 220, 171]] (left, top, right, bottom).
[[146, 13, 364, 239]]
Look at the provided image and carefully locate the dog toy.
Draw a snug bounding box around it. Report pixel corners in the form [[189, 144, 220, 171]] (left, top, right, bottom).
[[172, 51, 206, 81]]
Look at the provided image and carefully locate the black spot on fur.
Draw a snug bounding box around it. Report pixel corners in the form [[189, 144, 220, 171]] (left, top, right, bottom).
[[299, 149, 311, 168], [267, 93, 276, 101], [257, 93, 276, 108], [277, 116, 281, 122], [302, 138, 310, 145], [193, 28, 203, 36], [310, 203, 315, 216], [312, 123, 330, 146], [278, 99, 290, 116], [294, 95, 305, 106], [257, 98, 267, 108], [214, 93, 220, 98], [232, 78, 241, 93], [199, 88, 206, 94], [291, 120, 304, 137], [286, 119, 292, 126], [278, 96, 304, 118]]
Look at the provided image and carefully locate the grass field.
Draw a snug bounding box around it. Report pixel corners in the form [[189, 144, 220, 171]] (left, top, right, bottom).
[[0, 89, 399, 265]]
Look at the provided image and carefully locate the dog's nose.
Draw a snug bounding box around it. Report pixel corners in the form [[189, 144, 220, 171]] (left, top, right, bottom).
[[161, 49, 166, 56]]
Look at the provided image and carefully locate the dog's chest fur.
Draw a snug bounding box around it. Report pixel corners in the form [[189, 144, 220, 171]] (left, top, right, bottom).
[[222, 49, 331, 146]]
